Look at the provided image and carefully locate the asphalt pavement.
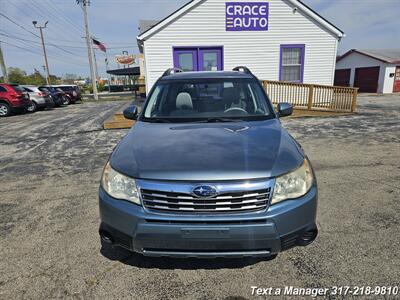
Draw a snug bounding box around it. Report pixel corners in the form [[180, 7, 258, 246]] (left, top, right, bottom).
[[0, 94, 399, 299]]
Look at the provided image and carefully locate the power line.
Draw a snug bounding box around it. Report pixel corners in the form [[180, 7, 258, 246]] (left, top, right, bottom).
[[15, 0, 82, 38], [23, 0, 84, 38], [0, 12, 84, 57], [0, 40, 88, 66], [0, 32, 86, 63], [4, 1, 85, 53], [43, 0, 84, 34], [0, 12, 41, 38], [0, 32, 138, 50], [0, 29, 86, 45]]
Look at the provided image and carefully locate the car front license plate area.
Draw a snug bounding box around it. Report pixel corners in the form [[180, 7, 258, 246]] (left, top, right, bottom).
[[181, 227, 230, 239]]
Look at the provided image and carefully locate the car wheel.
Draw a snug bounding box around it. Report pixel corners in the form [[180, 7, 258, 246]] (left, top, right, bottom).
[[26, 101, 37, 113], [62, 96, 70, 105], [0, 102, 11, 117]]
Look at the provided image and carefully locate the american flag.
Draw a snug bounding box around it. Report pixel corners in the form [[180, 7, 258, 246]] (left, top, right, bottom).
[[92, 38, 106, 52]]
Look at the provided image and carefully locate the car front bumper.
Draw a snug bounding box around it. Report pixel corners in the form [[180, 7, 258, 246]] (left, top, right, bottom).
[[99, 186, 317, 258]]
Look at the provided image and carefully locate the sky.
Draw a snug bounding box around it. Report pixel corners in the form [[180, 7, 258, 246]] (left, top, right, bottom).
[[0, 0, 399, 79]]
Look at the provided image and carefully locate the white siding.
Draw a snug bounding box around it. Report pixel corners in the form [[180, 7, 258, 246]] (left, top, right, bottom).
[[336, 52, 396, 93], [143, 0, 339, 93]]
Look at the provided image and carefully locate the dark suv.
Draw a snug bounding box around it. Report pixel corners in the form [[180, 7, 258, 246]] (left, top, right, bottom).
[[0, 83, 31, 117], [38, 86, 67, 107], [54, 85, 81, 103], [99, 67, 318, 258]]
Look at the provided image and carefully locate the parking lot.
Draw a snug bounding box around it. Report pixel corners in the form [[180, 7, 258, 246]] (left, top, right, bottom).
[[1, 94, 399, 299]]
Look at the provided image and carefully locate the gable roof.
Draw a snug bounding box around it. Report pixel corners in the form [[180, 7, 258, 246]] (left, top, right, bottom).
[[138, 20, 159, 35], [337, 49, 400, 64], [137, 0, 345, 41]]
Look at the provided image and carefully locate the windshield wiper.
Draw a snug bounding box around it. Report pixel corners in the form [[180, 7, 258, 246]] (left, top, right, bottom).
[[195, 117, 243, 123], [146, 118, 172, 123]]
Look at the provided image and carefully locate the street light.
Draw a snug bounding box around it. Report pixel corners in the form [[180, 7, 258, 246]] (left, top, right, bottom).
[[33, 21, 50, 85]]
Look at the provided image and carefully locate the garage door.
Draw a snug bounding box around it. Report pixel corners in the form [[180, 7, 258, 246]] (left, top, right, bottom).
[[334, 69, 351, 87], [354, 66, 380, 93]]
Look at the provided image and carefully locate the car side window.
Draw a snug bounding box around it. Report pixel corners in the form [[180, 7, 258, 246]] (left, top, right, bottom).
[[0, 86, 7, 92], [24, 88, 33, 92], [247, 83, 268, 114], [145, 85, 164, 117]]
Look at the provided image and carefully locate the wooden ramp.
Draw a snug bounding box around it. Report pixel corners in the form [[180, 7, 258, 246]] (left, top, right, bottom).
[[103, 100, 145, 130], [103, 112, 135, 129]]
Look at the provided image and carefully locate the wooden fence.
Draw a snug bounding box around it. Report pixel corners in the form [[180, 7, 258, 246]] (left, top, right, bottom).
[[262, 80, 358, 112]]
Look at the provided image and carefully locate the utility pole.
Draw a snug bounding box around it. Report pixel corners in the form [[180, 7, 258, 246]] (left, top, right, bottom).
[[33, 21, 51, 85], [0, 42, 8, 83], [77, 0, 98, 100]]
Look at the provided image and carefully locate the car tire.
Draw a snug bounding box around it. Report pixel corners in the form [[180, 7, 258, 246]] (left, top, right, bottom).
[[26, 101, 37, 113], [0, 102, 11, 117], [62, 96, 70, 105]]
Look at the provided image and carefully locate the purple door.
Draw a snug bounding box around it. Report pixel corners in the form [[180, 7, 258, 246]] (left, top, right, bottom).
[[173, 47, 223, 71]]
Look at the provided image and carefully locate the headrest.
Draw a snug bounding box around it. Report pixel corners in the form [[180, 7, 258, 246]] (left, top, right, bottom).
[[176, 92, 193, 110], [223, 87, 240, 104]]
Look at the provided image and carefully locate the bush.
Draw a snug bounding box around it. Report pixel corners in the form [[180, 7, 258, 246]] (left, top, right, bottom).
[[98, 82, 106, 92]]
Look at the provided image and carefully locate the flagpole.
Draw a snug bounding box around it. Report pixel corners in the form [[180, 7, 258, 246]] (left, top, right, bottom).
[[92, 38, 99, 86], [105, 51, 111, 92]]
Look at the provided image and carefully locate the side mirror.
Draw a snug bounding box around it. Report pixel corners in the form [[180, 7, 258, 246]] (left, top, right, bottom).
[[277, 102, 293, 117], [123, 105, 138, 120]]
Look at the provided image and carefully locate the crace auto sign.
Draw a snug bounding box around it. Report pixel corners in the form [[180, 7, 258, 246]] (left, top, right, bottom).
[[226, 2, 269, 31]]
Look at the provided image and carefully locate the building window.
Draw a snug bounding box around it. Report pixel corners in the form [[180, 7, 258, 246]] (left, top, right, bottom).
[[280, 44, 305, 83], [173, 47, 223, 71]]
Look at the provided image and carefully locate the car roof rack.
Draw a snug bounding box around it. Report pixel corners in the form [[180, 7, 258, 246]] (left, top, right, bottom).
[[162, 68, 184, 77], [232, 66, 253, 75]]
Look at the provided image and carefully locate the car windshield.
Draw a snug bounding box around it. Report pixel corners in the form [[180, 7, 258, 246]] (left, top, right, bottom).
[[40, 87, 55, 93], [142, 78, 273, 122], [10, 85, 26, 93], [59, 86, 74, 91], [24, 87, 34, 92]]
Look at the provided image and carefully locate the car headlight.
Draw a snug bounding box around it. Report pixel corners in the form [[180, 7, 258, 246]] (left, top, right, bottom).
[[101, 162, 140, 205], [271, 159, 313, 205]]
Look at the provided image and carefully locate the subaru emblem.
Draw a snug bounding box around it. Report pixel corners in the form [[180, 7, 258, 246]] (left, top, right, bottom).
[[192, 185, 218, 198]]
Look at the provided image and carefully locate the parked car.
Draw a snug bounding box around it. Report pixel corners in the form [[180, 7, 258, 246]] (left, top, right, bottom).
[[98, 67, 318, 259], [0, 83, 32, 117], [38, 86, 68, 107], [22, 85, 54, 112], [53, 85, 82, 103]]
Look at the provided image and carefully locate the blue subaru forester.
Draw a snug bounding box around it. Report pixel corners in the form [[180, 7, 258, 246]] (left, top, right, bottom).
[[99, 67, 318, 258]]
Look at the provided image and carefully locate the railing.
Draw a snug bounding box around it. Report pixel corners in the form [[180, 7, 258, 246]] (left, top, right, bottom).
[[262, 80, 358, 112]]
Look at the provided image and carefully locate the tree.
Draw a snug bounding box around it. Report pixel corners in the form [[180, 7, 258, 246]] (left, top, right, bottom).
[[63, 73, 80, 84], [26, 69, 46, 85], [8, 67, 27, 84], [3, 67, 60, 85]]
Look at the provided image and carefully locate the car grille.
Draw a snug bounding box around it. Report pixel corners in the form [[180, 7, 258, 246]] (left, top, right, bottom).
[[141, 187, 271, 213]]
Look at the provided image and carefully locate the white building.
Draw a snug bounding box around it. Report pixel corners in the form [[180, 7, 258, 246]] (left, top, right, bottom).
[[335, 49, 400, 93], [137, 0, 344, 93]]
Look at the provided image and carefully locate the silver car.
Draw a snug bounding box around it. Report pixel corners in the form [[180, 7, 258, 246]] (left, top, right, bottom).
[[22, 85, 54, 112]]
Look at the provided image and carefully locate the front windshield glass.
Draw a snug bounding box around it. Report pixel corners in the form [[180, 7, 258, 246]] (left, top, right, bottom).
[[59, 86, 74, 91], [143, 78, 273, 122]]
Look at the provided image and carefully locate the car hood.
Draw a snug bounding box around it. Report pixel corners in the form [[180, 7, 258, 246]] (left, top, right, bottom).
[[110, 119, 304, 181]]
